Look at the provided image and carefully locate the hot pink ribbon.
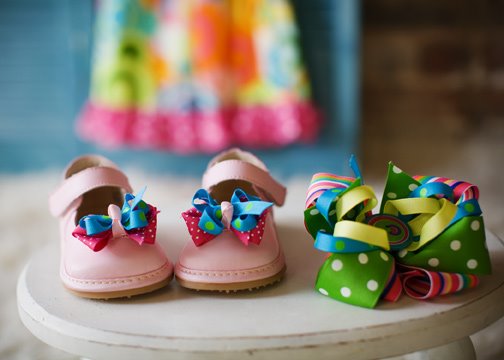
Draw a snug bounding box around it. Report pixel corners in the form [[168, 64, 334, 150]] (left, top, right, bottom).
[[182, 207, 270, 247]]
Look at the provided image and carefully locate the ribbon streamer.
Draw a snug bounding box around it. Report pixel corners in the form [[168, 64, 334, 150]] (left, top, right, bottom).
[[399, 264, 479, 300]]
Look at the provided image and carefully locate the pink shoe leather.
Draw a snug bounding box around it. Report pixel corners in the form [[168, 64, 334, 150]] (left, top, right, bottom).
[[176, 148, 287, 291], [49, 155, 173, 298]]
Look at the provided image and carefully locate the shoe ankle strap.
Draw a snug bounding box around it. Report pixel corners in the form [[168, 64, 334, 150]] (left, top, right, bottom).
[[49, 166, 132, 217], [202, 160, 286, 206]]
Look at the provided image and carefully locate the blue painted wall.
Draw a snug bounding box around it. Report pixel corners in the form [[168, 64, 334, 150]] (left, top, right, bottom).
[[0, 0, 360, 177]]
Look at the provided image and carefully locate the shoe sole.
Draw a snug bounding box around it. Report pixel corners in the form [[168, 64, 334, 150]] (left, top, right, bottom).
[[176, 266, 286, 292], [64, 274, 173, 300]]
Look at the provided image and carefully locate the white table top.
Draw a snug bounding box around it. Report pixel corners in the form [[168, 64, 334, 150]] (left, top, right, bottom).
[[17, 190, 504, 360]]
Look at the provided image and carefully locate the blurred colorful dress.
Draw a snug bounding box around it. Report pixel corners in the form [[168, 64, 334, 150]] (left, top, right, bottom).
[[78, 0, 319, 152]]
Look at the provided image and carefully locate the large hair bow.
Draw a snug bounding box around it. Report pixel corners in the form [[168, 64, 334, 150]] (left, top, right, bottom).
[[182, 188, 273, 246], [72, 187, 158, 252], [304, 156, 491, 308]]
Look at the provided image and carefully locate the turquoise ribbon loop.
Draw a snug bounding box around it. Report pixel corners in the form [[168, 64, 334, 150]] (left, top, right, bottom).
[[192, 189, 223, 235], [315, 188, 345, 227], [79, 187, 150, 236], [80, 216, 112, 236], [314, 231, 378, 253], [192, 188, 273, 235], [410, 182, 454, 202], [198, 208, 225, 235], [349, 154, 363, 181], [449, 199, 482, 226]]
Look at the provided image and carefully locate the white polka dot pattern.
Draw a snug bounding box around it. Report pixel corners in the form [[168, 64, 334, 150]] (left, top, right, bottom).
[[471, 220, 480, 231], [387, 192, 397, 199], [319, 288, 329, 296], [380, 252, 389, 261], [428, 258, 439, 267], [340, 287, 352, 298], [392, 166, 402, 174], [358, 253, 369, 264], [467, 259, 478, 269], [331, 259, 343, 271], [367, 280, 379, 291], [408, 184, 418, 191], [450, 240, 461, 251]]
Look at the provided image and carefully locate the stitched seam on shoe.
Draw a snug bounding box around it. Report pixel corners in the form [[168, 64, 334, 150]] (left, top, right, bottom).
[[177, 254, 284, 277], [62, 262, 170, 285]]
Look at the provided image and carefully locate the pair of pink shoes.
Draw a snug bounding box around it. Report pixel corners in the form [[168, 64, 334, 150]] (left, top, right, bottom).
[[49, 148, 287, 299]]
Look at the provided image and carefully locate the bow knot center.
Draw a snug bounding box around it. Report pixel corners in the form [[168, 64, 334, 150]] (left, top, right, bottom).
[[220, 201, 234, 229], [108, 204, 126, 237], [108, 204, 122, 220]]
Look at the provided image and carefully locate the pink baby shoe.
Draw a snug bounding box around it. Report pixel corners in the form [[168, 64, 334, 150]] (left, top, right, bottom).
[[176, 148, 287, 291], [49, 155, 173, 298]]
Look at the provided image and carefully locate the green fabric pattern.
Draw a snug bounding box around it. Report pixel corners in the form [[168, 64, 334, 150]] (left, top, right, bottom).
[[399, 216, 491, 275], [316, 250, 394, 308], [380, 163, 421, 213]]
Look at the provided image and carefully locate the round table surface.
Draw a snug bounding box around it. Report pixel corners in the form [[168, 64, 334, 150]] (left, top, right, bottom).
[[17, 204, 504, 360]]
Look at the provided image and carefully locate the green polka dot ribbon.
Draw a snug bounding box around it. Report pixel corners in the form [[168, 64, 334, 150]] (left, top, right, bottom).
[[383, 163, 491, 275], [304, 157, 492, 308]]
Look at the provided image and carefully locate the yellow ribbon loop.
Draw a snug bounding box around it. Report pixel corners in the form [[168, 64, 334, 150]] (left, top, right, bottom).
[[336, 185, 378, 222], [383, 198, 440, 216], [407, 213, 432, 235], [409, 198, 458, 251], [383, 198, 458, 251], [333, 220, 390, 250]]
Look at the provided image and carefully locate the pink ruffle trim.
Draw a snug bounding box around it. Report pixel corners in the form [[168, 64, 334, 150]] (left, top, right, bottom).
[[76, 101, 320, 153]]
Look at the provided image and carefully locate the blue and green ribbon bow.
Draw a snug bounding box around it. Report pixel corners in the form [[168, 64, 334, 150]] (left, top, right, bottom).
[[192, 188, 273, 235], [79, 187, 150, 236], [182, 188, 274, 247]]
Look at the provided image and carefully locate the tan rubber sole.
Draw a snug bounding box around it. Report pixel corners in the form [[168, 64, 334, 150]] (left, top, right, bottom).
[[65, 274, 173, 300], [176, 266, 286, 293]]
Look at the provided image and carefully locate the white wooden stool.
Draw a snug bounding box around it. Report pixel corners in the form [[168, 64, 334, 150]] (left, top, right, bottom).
[[17, 224, 504, 360]]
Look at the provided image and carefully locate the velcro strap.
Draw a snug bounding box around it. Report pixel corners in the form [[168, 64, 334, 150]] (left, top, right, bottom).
[[202, 160, 286, 206], [49, 167, 132, 217]]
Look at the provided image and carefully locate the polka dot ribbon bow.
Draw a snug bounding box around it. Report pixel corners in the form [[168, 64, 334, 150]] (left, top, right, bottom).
[[304, 156, 492, 308], [73, 187, 158, 252], [182, 188, 273, 247]]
